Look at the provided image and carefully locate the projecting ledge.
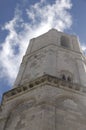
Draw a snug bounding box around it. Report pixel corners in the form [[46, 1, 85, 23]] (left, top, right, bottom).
[[2, 74, 86, 103]]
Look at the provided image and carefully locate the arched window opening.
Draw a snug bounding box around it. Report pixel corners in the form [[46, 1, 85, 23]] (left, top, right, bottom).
[[67, 76, 71, 82], [62, 74, 66, 80], [61, 36, 70, 49], [60, 71, 73, 83]]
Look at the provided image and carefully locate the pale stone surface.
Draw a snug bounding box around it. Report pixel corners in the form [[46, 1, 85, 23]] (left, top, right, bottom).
[[0, 29, 86, 130], [1, 83, 86, 130], [14, 29, 86, 87]]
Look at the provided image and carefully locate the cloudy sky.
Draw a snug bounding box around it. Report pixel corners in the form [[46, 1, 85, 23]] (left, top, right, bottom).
[[0, 0, 86, 101]]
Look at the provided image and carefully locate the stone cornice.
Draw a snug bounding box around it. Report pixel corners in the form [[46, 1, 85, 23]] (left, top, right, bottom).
[[2, 74, 86, 103]]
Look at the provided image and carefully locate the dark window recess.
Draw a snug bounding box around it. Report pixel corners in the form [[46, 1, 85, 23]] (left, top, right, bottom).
[[61, 36, 70, 48], [62, 75, 66, 80], [67, 77, 71, 82], [61, 75, 72, 82]]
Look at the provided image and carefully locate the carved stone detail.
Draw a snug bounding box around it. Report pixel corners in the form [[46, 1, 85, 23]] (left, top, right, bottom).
[[2, 74, 86, 103]]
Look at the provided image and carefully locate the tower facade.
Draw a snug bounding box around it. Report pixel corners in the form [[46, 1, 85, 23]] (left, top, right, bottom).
[[0, 29, 86, 130]]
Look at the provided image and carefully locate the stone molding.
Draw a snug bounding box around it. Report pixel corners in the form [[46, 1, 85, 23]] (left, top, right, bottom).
[[23, 44, 82, 64], [2, 74, 86, 103]]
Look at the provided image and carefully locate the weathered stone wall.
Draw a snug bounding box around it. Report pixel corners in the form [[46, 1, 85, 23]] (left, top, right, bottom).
[[14, 29, 86, 88], [1, 76, 86, 130], [1, 29, 86, 130]]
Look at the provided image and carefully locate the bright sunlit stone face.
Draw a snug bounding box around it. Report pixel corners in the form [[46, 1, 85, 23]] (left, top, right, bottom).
[[0, 0, 86, 101], [0, 0, 72, 86]]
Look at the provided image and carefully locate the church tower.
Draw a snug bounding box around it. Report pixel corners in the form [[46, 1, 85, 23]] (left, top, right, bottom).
[[0, 29, 86, 130]]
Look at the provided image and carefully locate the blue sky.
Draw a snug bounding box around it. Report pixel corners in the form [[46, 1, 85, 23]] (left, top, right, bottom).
[[0, 0, 86, 102]]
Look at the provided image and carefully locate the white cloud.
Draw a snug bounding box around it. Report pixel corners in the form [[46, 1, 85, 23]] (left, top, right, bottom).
[[82, 46, 86, 51], [26, 0, 72, 30], [81, 45, 86, 55], [0, 0, 73, 86]]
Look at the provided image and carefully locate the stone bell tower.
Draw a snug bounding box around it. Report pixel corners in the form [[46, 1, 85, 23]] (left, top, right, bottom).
[[1, 29, 86, 130]]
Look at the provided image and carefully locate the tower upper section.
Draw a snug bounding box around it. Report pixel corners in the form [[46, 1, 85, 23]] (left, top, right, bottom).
[[14, 29, 86, 88], [26, 29, 82, 55]]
